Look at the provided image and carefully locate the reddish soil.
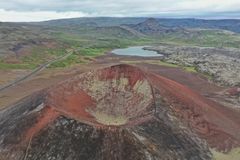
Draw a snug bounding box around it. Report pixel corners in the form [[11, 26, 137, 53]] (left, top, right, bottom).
[[46, 64, 155, 128], [0, 53, 223, 110], [136, 63, 224, 95], [0, 69, 31, 87], [24, 106, 60, 141], [21, 64, 240, 152], [1, 52, 239, 153], [98, 64, 145, 87], [48, 90, 98, 126], [147, 72, 240, 152], [96, 53, 224, 95], [0, 64, 97, 109], [226, 87, 240, 96]]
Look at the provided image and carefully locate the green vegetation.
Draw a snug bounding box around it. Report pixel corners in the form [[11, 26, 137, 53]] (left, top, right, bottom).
[[0, 62, 36, 70], [158, 29, 240, 48], [2, 22, 240, 70], [121, 60, 179, 67], [121, 60, 201, 74], [48, 54, 85, 68], [22, 47, 66, 64], [146, 60, 179, 68], [45, 27, 155, 68], [154, 61, 213, 79], [48, 47, 110, 68], [183, 66, 198, 73], [151, 60, 212, 78], [0, 46, 70, 70], [211, 148, 240, 160], [79, 48, 109, 57], [147, 60, 199, 73]]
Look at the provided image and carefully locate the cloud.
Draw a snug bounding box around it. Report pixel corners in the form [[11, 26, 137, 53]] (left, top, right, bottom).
[[0, 9, 88, 22], [0, 0, 240, 21]]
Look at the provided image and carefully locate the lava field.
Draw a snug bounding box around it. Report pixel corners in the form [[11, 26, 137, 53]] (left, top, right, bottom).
[[0, 64, 240, 160]]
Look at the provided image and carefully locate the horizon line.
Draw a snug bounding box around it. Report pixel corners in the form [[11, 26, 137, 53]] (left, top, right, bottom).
[[1, 16, 240, 23]]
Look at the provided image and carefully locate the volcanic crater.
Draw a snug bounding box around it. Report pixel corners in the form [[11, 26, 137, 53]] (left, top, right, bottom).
[[1, 64, 240, 160], [47, 64, 156, 127]]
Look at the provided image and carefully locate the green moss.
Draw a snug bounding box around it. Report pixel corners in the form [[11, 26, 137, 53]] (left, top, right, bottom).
[[183, 66, 198, 73]]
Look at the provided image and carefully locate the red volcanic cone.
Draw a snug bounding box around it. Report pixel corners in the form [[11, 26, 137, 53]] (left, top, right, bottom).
[[0, 64, 240, 160]]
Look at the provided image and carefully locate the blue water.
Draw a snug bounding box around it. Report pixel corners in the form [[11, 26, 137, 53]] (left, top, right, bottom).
[[112, 46, 162, 57]]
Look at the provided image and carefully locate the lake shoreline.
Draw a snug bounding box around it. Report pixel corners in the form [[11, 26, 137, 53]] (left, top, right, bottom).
[[112, 46, 163, 57]]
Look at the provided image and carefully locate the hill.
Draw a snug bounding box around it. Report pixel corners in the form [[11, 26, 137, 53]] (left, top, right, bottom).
[[34, 17, 240, 33], [1, 65, 240, 159], [125, 18, 181, 36]]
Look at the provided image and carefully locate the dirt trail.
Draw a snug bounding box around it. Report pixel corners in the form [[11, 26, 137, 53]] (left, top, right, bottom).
[[0, 51, 73, 92], [0, 62, 111, 110], [0, 53, 229, 112]]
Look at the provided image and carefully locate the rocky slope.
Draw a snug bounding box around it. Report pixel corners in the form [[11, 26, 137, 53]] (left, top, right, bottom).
[[0, 23, 54, 57], [1, 64, 240, 160], [125, 18, 183, 36]]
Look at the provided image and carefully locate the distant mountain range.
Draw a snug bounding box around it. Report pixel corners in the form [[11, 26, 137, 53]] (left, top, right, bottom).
[[33, 17, 240, 33], [124, 18, 183, 36], [1, 17, 240, 59]]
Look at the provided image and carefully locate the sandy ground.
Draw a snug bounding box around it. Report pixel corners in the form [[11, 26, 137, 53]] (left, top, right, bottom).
[[0, 69, 32, 86], [0, 58, 116, 109], [0, 53, 231, 110]]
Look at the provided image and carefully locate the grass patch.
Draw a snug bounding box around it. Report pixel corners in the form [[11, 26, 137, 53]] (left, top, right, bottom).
[[79, 48, 109, 57], [211, 148, 240, 160], [183, 66, 198, 73], [3, 47, 69, 70], [119, 60, 215, 83], [146, 60, 199, 73], [121, 60, 180, 68], [48, 54, 85, 68], [5, 25, 240, 70], [152, 60, 179, 68], [0, 62, 36, 69], [0, 46, 72, 69], [48, 47, 110, 68], [21, 47, 66, 64], [149, 60, 214, 80], [121, 60, 179, 68]]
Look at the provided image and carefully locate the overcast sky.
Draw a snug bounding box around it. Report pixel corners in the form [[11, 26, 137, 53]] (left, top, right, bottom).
[[1, 0, 240, 22]]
